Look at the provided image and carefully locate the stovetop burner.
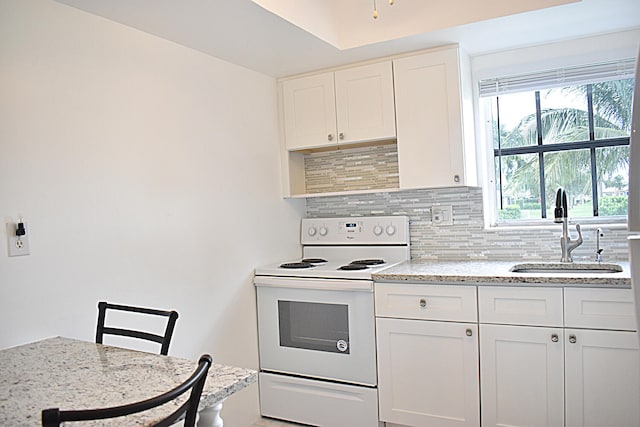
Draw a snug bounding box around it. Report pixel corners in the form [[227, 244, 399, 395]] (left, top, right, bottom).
[[350, 259, 386, 266], [339, 264, 369, 271], [301, 258, 328, 264], [280, 262, 314, 269]]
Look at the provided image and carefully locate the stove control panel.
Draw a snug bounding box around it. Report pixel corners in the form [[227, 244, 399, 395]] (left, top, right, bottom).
[[301, 216, 409, 245]]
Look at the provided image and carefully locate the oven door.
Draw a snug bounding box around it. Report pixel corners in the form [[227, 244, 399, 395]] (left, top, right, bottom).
[[255, 276, 377, 386]]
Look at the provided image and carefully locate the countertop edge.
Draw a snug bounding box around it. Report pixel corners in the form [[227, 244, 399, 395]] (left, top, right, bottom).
[[371, 260, 632, 288]]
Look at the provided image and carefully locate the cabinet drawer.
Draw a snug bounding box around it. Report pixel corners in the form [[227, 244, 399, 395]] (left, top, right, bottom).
[[375, 283, 477, 322], [478, 287, 563, 327], [564, 288, 637, 331]]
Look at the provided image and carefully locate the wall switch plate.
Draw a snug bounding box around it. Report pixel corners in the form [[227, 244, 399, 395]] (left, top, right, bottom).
[[432, 205, 453, 226], [6, 221, 30, 257]]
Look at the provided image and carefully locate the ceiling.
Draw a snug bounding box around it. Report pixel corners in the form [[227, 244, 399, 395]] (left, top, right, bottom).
[[52, 0, 640, 78]]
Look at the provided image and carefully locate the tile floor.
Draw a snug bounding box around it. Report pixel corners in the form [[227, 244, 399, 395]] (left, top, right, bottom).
[[250, 417, 307, 426]]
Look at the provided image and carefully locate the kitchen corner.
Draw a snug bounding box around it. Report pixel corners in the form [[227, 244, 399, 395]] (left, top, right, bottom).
[[372, 258, 638, 426]]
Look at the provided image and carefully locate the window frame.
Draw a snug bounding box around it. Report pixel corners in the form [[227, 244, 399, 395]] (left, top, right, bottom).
[[493, 84, 630, 219], [477, 59, 635, 227]]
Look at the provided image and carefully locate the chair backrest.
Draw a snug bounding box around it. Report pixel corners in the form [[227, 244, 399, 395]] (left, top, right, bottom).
[[42, 354, 212, 427], [96, 301, 179, 355]]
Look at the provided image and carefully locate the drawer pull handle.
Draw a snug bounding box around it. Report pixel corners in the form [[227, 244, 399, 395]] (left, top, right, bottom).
[[551, 334, 559, 343], [419, 298, 427, 308], [569, 334, 577, 344], [466, 329, 473, 337]]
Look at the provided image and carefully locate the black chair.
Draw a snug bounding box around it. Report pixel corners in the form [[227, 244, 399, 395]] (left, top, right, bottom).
[[42, 354, 212, 427], [96, 301, 179, 356]]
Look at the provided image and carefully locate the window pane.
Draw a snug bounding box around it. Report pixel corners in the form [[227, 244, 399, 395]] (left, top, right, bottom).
[[597, 146, 629, 216], [593, 79, 634, 139], [496, 91, 538, 148], [539, 86, 589, 144], [278, 300, 349, 354], [496, 153, 540, 220], [544, 150, 592, 218]]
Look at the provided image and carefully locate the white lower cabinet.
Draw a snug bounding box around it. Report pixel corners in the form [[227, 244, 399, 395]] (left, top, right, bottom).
[[479, 286, 640, 427], [479, 324, 565, 427], [565, 329, 640, 427], [375, 284, 479, 427], [377, 319, 479, 427], [564, 288, 640, 427], [376, 284, 639, 427]]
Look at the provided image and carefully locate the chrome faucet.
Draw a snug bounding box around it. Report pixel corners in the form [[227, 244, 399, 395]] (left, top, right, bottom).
[[554, 188, 583, 262]]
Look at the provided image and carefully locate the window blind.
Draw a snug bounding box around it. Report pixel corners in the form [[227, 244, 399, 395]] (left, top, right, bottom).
[[478, 58, 636, 97]]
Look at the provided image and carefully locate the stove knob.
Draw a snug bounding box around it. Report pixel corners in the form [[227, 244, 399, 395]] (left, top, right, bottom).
[[319, 226, 328, 236], [386, 225, 396, 236], [308, 227, 317, 236], [373, 225, 383, 236]]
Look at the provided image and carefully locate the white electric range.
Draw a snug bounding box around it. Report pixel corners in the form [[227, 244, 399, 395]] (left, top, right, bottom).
[[254, 216, 410, 427]]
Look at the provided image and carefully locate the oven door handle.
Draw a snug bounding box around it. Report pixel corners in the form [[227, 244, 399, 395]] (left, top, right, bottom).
[[254, 276, 373, 292]]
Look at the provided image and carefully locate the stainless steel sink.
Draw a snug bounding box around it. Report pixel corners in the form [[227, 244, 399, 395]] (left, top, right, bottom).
[[510, 262, 623, 274]]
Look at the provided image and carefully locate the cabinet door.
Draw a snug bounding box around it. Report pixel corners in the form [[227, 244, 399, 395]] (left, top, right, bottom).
[[377, 318, 479, 427], [394, 47, 466, 189], [565, 328, 640, 427], [282, 72, 337, 150], [480, 324, 564, 427], [334, 61, 396, 144]]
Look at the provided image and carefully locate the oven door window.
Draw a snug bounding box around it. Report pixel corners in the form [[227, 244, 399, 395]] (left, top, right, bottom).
[[278, 300, 350, 354]]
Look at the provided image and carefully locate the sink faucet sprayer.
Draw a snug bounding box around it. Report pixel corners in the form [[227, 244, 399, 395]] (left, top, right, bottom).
[[595, 228, 604, 262], [554, 188, 583, 263]]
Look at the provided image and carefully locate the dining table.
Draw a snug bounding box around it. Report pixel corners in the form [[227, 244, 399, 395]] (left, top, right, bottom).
[[0, 336, 257, 426]]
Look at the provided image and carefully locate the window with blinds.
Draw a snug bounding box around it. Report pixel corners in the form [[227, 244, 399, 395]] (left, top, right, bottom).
[[479, 59, 635, 223]]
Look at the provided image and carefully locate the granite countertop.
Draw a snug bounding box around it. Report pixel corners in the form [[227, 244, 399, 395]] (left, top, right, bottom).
[[0, 337, 257, 426], [372, 260, 632, 287]]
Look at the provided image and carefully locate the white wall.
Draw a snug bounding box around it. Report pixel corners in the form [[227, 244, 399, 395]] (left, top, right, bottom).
[[0, 1, 305, 425]]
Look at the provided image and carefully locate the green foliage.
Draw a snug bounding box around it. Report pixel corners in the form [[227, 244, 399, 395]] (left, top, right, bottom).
[[520, 202, 541, 210], [498, 205, 521, 220], [494, 78, 633, 219], [599, 196, 628, 216]]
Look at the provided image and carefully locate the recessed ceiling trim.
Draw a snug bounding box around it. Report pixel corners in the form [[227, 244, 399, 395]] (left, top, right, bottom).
[[251, 0, 582, 50]]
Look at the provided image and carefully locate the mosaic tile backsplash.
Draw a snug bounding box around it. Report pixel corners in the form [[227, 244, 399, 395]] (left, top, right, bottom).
[[306, 187, 629, 262], [303, 143, 399, 194]]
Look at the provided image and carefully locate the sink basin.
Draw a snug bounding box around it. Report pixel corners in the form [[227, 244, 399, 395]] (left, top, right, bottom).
[[510, 262, 623, 274]]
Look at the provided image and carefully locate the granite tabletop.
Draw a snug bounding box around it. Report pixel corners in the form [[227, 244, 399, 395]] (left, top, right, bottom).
[[0, 336, 257, 426], [372, 260, 632, 287]]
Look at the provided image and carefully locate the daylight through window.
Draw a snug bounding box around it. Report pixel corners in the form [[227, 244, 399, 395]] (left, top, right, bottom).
[[479, 60, 635, 223]]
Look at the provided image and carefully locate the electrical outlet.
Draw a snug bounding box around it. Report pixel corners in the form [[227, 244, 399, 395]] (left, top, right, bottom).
[[431, 205, 453, 226], [6, 221, 30, 257]]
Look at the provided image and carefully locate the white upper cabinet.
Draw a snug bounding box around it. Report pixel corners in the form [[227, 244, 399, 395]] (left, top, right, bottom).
[[282, 61, 396, 151], [282, 72, 337, 151], [334, 62, 396, 145], [393, 46, 476, 189]]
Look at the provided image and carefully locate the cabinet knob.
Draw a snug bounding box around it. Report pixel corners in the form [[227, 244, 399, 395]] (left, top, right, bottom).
[[466, 329, 473, 337], [551, 334, 559, 343], [569, 334, 577, 344], [328, 133, 334, 141], [339, 132, 344, 140], [419, 298, 427, 308], [454, 174, 460, 183]]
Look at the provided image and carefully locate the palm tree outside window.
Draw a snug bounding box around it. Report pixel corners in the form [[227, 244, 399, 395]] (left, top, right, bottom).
[[479, 59, 635, 223]]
